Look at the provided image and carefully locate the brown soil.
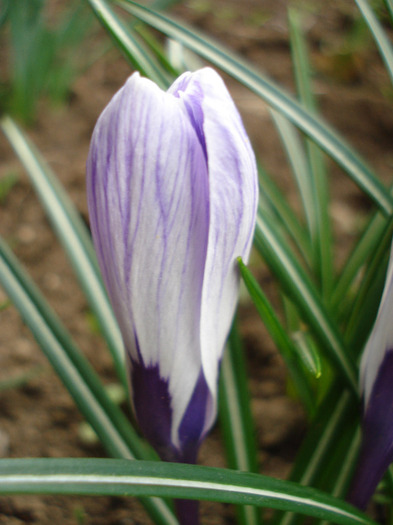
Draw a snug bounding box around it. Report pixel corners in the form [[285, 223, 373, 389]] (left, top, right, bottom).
[[1, 1, 393, 523]]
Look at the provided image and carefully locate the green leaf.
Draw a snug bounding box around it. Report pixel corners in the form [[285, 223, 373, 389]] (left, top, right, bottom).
[[288, 9, 332, 297], [7, 0, 53, 122], [344, 218, 393, 347], [273, 388, 359, 525], [355, 0, 393, 86], [85, 0, 170, 89], [258, 165, 313, 267], [254, 211, 358, 392], [0, 238, 175, 525], [0, 116, 127, 392], [116, 0, 393, 215], [386, 0, 393, 24], [291, 330, 322, 380], [0, 458, 377, 525], [0, 237, 135, 459], [219, 322, 261, 525], [134, 23, 180, 78], [268, 110, 314, 250], [331, 204, 392, 316], [237, 258, 316, 414]]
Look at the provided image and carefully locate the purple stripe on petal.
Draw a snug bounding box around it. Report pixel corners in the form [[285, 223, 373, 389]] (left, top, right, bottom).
[[348, 349, 393, 509], [182, 96, 207, 160], [169, 73, 207, 160]]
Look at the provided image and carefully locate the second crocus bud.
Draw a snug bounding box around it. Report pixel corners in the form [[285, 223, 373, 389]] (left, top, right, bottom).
[[86, 67, 258, 465], [348, 241, 393, 509]]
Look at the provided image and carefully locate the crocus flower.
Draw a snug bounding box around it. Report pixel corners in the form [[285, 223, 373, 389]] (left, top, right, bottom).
[[348, 243, 393, 509], [86, 68, 258, 465]]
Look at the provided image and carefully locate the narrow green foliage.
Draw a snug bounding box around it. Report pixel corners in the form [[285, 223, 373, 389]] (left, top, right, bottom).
[[273, 389, 359, 525], [238, 258, 315, 415], [116, 0, 393, 215], [0, 238, 137, 460], [3, 0, 393, 522], [4, 0, 93, 122], [133, 23, 180, 78], [258, 166, 313, 267], [219, 321, 261, 525], [345, 218, 393, 349], [355, 0, 393, 85], [1, 116, 128, 392], [331, 206, 392, 316], [0, 458, 377, 525], [0, 0, 10, 28], [254, 211, 357, 392], [86, 0, 170, 89], [288, 9, 332, 298], [291, 331, 322, 379], [0, 238, 175, 525], [386, 0, 393, 23]]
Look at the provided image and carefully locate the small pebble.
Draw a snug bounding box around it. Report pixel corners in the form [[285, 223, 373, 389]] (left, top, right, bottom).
[[17, 224, 37, 244]]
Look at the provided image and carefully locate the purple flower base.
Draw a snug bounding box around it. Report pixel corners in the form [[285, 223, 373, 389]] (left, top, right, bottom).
[[175, 499, 200, 525], [348, 350, 393, 509], [131, 358, 210, 464], [131, 359, 211, 524]]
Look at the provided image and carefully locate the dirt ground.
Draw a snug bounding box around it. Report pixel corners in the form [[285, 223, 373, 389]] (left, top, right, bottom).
[[1, 0, 393, 523]]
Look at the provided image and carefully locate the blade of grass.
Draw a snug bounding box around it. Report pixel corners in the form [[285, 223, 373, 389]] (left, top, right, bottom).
[[1, 115, 127, 392], [288, 9, 332, 297], [116, 0, 393, 215], [344, 218, 393, 346], [46, 3, 93, 104], [86, 0, 170, 89], [254, 210, 358, 392], [294, 414, 361, 525], [321, 426, 361, 501], [0, 237, 141, 460], [0, 0, 9, 28], [258, 166, 313, 267], [134, 23, 180, 77], [273, 388, 356, 525], [268, 111, 314, 252], [275, 221, 392, 525], [386, 0, 393, 23], [355, 0, 393, 85], [0, 458, 377, 525], [277, 221, 392, 525], [331, 203, 393, 315], [7, 0, 52, 122], [280, 296, 325, 396], [0, 238, 176, 525], [219, 321, 261, 525], [237, 258, 316, 415]]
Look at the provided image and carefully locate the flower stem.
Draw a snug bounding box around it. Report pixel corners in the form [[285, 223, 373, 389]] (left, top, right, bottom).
[[174, 499, 199, 525]]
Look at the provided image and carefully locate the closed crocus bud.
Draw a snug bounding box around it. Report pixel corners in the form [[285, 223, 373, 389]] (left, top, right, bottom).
[[86, 68, 258, 465], [348, 243, 393, 509]]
